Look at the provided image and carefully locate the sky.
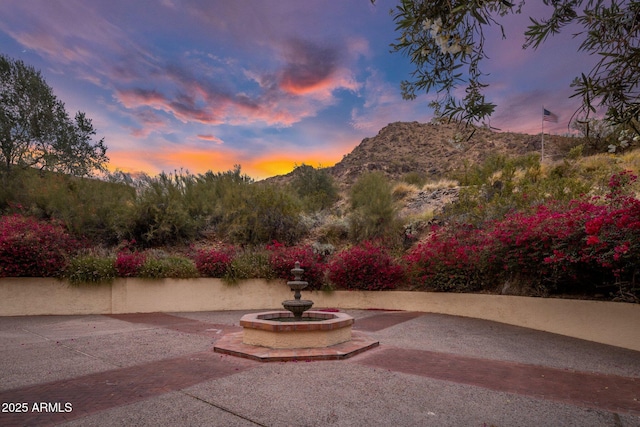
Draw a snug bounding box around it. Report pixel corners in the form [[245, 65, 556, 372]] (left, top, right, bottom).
[[0, 1, 594, 180]]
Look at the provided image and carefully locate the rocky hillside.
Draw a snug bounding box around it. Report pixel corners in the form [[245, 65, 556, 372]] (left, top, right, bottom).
[[329, 121, 579, 185], [265, 121, 582, 188]]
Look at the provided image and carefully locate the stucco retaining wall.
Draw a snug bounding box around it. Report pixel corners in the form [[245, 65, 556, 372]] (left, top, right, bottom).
[[1, 278, 638, 352]]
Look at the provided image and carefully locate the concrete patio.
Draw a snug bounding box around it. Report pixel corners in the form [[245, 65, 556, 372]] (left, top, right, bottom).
[[1, 309, 639, 426]]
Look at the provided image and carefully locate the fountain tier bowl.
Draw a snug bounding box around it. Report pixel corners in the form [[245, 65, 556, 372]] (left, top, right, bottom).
[[239, 311, 353, 349]]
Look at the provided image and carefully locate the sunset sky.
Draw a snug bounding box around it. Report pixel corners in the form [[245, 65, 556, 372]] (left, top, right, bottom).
[[0, 1, 594, 179]]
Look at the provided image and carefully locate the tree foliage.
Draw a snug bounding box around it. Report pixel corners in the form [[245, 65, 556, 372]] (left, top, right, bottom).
[[376, 0, 639, 135], [0, 55, 108, 176]]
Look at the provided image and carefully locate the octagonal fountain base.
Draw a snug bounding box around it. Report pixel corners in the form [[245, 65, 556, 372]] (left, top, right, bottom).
[[214, 310, 379, 362]]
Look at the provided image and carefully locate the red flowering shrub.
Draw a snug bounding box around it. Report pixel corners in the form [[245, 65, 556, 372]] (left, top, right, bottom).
[[580, 194, 640, 285], [404, 225, 496, 292], [327, 241, 404, 290], [404, 172, 640, 300], [0, 214, 82, 277], [115, 251, 147, 277], [267, 241, 326, 290], [487, 202, 596, 291], [194, 247, 235, 277]]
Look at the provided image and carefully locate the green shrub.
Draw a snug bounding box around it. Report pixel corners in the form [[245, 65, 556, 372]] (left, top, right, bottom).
[[348, 172, 400, 242], [290, 164, 340, 211], [64, 255, 116, 285], [221, 184, 307, 245], [223, 249, 275, 285], [138, 255, 199, 279], [401, 171, 427, 187], [2, 168, 135, 245], [122, 172, 198, 246], [445, 153, 592, 224], [316, 215, 349, 244]]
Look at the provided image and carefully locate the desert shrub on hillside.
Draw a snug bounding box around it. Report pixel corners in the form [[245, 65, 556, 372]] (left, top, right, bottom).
[[391, 182, 419, 201], [327, 241, 405, 291], [315, 215, 350, 245], [401, 171, 427, 187], [221, 184, 307, 246], [0, 214, 82, 277], [348, 172, 401, 243], [1, 168, 135, 244], [290, 164, 340, 212], [121, 172, 199, 246], [446, 153, 591, 224]]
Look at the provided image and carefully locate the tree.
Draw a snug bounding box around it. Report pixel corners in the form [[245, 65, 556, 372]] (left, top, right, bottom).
[[0, 54, 108, 176], [376, 0, 639, 136]]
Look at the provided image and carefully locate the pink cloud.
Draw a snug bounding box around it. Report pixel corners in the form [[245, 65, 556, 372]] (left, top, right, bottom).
[[197, 134, 224, 144], [276, 39, 361, 101]]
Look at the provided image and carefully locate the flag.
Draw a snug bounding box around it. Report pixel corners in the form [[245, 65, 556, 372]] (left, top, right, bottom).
[[543, 108, 558, 123]]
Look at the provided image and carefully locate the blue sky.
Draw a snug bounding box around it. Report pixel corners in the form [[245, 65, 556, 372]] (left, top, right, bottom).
[[0, 1, 592, 179]]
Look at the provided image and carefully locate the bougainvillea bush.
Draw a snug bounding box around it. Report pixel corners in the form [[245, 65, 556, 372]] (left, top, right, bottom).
[[327, 241, 405, 291], [267, 241, 326, 290], [406, 171, 640, 300], [0, 214, 82, 277], [404, 224, 496, 292], [194, 247, 235, 278], [115, 251, 147, 277]]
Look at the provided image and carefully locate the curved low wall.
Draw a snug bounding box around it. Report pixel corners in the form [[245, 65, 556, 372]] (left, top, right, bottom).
[[1, 278, 639, 352]]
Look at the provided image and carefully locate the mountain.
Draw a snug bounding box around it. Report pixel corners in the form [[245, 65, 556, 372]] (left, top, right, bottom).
[[328, 121, 580, 185], [265, 121, 582, 187]]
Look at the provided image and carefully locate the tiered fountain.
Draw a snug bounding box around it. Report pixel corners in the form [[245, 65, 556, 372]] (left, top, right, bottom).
[[214, 262, 378, 361]]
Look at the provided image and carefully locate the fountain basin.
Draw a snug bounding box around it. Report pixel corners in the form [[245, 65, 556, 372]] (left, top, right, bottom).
[[240, 311, 353, 349]]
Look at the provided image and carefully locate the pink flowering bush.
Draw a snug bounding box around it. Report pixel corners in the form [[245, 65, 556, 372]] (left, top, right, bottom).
[[327, 241, 405, 290], [404, 225, 496, 292], [576, 172, 640, 291], [405, 171, 640, 300], [488, 202, 595, 292], [267, 241, 326, 290], [115, 251, 147, 277], [194, 247, 236, 278], [0, 214, 82, 277]]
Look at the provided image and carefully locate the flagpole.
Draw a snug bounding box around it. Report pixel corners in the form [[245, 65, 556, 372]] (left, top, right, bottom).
[[541, 106, 545, 164]]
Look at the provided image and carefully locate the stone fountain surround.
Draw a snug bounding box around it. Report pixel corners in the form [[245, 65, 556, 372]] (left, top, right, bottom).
[[213, 261, 379, 361], [213, 311, 378, 362], [240, 310, 354, 349]]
